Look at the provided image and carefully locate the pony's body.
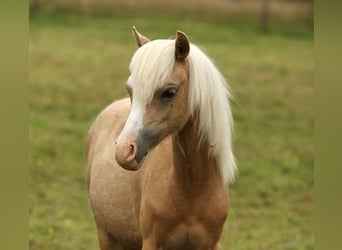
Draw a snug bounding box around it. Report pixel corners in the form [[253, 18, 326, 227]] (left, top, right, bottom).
[[87, 28, 236, 250]]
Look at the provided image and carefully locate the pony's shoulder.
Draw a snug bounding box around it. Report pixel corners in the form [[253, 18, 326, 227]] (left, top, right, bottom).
[[101, 98, 131, 117], [88, 97, 131, 139]]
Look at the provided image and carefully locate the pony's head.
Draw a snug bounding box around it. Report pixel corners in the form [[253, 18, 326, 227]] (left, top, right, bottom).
[[115, 27, 236, 184], [115, 27, 190, 170]]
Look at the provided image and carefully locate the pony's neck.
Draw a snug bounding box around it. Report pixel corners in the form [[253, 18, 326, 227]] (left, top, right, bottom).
[[172, 119, 221, 187]]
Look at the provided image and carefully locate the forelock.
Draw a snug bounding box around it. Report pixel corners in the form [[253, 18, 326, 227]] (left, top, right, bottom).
[[129, 39, 175, 104]]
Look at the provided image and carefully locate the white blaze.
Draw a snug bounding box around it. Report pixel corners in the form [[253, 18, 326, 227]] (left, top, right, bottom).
[[116, 77, 146, 143]]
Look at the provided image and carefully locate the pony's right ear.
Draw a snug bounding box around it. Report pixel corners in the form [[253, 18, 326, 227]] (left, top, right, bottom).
[[175, 31, 190, 61], [132, 26, 150, 48]]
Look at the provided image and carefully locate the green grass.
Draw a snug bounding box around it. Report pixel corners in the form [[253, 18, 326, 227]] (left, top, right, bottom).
[[29, 11, 313, 250]]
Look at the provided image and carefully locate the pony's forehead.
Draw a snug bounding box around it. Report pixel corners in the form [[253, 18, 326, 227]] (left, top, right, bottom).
[[128, 39, 176, 103]]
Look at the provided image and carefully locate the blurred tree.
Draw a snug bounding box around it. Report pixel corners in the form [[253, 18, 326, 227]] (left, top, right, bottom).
[[308, 0, 314, 27], [30, 0, 39, 12], [260, 0, 270, 31]]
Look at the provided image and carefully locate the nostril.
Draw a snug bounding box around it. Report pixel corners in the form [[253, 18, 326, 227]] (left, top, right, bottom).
[[115, 140, 140, 170], [128, 143, 136, 157]]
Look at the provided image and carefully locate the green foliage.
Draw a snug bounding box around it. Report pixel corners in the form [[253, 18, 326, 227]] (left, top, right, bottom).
[[29, 11, 313, 250]]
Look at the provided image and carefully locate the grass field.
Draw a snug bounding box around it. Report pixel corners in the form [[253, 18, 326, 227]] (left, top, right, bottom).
[[29, 10, 313, 250]]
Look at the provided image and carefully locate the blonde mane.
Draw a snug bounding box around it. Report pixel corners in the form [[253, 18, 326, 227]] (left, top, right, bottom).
[[129, 39, 236, 184]]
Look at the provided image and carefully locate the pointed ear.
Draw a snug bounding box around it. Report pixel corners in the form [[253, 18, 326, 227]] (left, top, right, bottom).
[[175, 31, 190, 61], [132, 26, 150, 48]]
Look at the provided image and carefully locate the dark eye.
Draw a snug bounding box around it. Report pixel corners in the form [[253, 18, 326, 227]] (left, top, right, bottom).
[[161, 87, 178, 101]]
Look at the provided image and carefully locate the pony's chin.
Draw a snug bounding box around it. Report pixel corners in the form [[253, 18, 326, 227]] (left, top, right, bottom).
[[118, 155, 146, 171], [118, 162, 139, 171]]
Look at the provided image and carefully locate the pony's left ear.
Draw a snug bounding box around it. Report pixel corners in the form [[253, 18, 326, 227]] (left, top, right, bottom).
[[175, 31, 190, 61], [132, 26, 150, 47]]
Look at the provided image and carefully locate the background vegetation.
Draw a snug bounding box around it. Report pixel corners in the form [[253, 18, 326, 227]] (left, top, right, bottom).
[[29, 2, 313, 249]]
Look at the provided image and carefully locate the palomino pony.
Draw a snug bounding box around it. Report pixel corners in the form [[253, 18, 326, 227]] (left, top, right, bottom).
[[86, 27, 236, 250]]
